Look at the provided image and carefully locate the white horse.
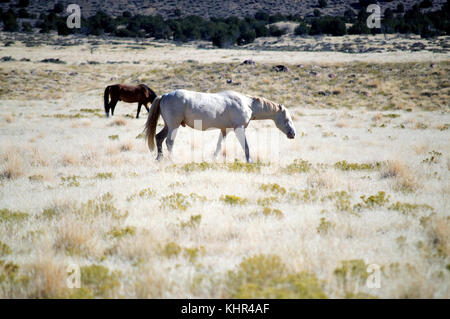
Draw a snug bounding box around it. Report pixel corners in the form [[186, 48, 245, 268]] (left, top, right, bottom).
[[144, 89, 296, 163]]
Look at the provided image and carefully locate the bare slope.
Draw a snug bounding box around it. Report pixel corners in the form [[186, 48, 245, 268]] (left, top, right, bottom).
[[1, 0, 447, 19]]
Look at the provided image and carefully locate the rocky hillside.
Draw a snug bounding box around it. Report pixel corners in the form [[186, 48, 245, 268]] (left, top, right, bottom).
[[1, 0, 447, 18]]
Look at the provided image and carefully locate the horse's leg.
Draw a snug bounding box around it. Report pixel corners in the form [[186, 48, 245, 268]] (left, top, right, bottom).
[[165, 126, 179, 160], [155, 125, 168, 161], [235, 126, 252, 163], [136, 103, 142, 119], [213, 129, 227, 160], [144, 103, 150, 113], [110, 99, 118, 116]]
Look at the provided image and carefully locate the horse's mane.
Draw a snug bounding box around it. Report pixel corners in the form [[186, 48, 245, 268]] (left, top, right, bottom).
[[141, 84, 156, 96], [251, 96, 281, 113]]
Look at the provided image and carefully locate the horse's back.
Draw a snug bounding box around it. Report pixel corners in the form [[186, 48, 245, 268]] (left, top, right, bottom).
[[162, 89, 249, 109], [114, 84, 144, 103], [160, 89, 252, 129]]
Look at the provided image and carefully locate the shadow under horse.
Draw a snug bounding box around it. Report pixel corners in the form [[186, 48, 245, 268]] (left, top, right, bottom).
[[104, 84, 157, 118]]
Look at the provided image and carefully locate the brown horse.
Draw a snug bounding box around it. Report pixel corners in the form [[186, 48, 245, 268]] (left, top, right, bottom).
[[104, 84, 157, 118]]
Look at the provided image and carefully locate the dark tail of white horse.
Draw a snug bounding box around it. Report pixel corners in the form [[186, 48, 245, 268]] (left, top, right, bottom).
[[144, 96, 161, 151]]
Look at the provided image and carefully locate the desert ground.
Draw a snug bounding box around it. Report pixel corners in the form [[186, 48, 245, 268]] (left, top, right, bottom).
[[0, 32, 449, 298]]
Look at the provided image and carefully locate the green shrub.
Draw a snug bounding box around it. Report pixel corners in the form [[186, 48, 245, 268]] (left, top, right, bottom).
[[260, 207, 283, 218], [259, 183, 286, 195], [2, 9, 19, 32], [180, 214, 202, 229], [334, 259, 369, 292], [0, 261, 19, 284], [294, 22, 310, 35], [28, 174, 44, 182], [42, 208, 58, 220], [94, 172, 113, 179], [227, 159, 263, 173], [317, 217, 334, 235], [52, 2, 64, 13], [226, 255, 327, 298], [422, 151, 442, 164], [127, 188, 154, 201], [18, 0, 29, 7], [288, 189, 319, 203], [21, 21, 33, 32], [388, 202, 434, 216], [79, 264, 121, 298], [184, 246, 205, 263], [181, 162, 214, 172], [0, 241, 12, 256], [383, 113, 400, 118], [268, 25, 286, 37], [322, 191, 354, 214], [310, 16, 346, 36], [0, 208, 29, 223], [221, 195, 248, 206], [162, 242, 182, 258], [257, 196, 279, 207], [161, 193, 191, 211], [284, 159, 312, 173], [318, 0, 328, 8], [80, 193, 127, 219], [334, 160, 382, 171], [355, 191, 389, 211], [108, 226, 136, 239], [108, 135, 119, 140], [60, 175, 80, 187]]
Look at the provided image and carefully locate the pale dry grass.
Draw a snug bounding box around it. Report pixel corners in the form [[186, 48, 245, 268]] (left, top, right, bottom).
[[307, 170, 341, 190], [0, 42, 448, 299], [0, 150, 25, 180], [54, 215, 97, 256], [24, 254, 68, 298], [119, 141, 134, 152], [381, 160, 421, 192], [109, 118, 127, 127], [414, 144, 428, 155], [60, 152, 80, 167], [133, 264, 169, 298], [31, 147, 49, 167], [426, 216, 450, 257], [4, 114, 13, 123]]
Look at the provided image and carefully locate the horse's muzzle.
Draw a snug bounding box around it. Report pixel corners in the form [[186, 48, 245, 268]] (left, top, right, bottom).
[[287, 131, 295, 139]]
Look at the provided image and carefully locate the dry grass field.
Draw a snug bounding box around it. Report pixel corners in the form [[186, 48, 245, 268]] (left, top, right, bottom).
[[0, 33, 449, 298]]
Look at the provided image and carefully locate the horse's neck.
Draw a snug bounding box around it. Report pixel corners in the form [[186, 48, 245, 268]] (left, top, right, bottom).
[[250, 103, 277, 120]]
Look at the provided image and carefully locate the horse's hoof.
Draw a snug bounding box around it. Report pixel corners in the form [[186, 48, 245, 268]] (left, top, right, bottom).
[[156, 154, 163, 161]]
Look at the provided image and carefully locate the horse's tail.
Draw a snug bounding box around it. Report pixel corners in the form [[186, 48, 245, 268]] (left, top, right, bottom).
[[144, 96, 162, 151], [104, 86, 111, 117]]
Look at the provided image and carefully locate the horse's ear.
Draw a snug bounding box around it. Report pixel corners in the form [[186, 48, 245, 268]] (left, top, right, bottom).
[[278, 104, 284, 111], [252, 97, 262, 106]]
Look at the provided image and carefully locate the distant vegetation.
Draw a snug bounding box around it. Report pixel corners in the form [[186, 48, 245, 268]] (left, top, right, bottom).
[[1, 1, 449, 46]]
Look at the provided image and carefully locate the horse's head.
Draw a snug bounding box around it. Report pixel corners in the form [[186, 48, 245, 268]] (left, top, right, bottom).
[[274, 104, 296, 139]]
